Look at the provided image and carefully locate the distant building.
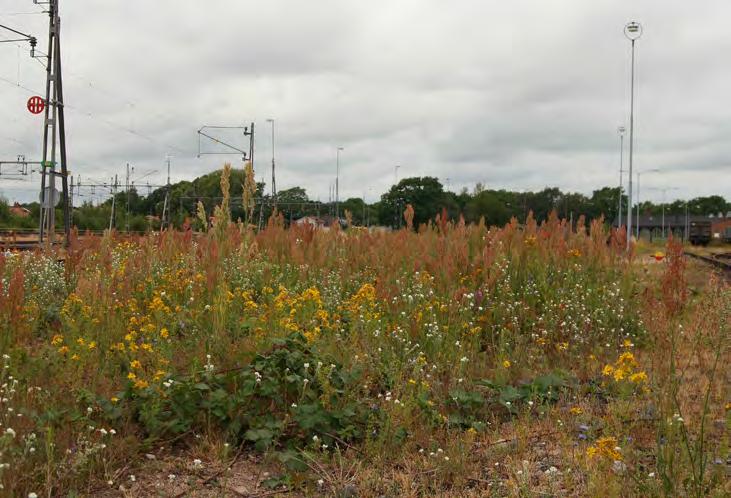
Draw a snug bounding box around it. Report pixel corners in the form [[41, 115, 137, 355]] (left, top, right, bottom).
[[294, 216, 326, 229], [711, 217, 731, 241], [294, 215, 344, 230], [9, 203, 30, 218], [615, 214, 714, 242]]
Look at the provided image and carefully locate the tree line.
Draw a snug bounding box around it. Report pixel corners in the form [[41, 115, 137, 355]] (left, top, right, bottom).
[[1, 171, 729, 231]]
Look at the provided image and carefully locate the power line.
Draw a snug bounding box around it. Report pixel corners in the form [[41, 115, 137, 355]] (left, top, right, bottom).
[[0, 74, 195, 156]]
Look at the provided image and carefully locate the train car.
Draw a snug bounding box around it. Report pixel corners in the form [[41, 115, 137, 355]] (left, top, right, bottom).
[[688, 220, 712, 245]]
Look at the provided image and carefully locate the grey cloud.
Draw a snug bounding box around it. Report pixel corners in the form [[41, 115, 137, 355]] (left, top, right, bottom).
[[1, 0, 729, 205]]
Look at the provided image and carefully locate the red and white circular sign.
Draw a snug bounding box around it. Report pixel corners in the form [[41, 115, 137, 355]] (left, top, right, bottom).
[[27, 96, 45, 114]]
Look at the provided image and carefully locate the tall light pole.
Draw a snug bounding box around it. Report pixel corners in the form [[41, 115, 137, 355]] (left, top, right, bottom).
[[266, 119, 276, 209], [624, 21, 643, 251], [636, 168, 660, 239], [617, 126, 626, 230], [335, 146, 344, 220]]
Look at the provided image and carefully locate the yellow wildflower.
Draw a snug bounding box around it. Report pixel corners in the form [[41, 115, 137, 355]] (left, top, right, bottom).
[[617, 352, 637, 369], [629, 371, 648, 384], [160, 328, 169, 339], [51, 334, 64, 346], [502, 360, 511, 368], [133, 379, 149, 389], [130, 360, 142, 369]]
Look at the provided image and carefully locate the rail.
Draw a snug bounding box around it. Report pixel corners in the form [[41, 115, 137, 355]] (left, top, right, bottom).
[[684, 251, 731, 281]]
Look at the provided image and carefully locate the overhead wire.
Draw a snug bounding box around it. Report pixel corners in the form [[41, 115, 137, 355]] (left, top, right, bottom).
[[0, 74, 196, 156]]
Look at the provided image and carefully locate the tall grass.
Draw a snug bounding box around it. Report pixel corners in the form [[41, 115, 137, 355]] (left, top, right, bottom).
[[0, 213, 727, 496]]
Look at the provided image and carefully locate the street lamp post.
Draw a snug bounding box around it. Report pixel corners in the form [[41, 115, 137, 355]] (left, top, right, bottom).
[[624, 21, 643, 251], [266, 119, 276, 208], [335, 147, 344, 220], [617, 126, 626, 231]]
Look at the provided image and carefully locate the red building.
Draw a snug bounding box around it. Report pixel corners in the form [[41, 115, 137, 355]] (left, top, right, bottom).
[[711, 217, 731, 241], [9, 203, 30, 218]]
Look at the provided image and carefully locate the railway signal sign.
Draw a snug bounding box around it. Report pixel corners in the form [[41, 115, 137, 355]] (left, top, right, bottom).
[[39, 186, 60, 208], [27, 96, 45, 114]]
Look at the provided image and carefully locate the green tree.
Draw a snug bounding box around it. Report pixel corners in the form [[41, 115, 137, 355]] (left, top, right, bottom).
[[588, 187, 620, 222], [379, 177, 447, 228], [464, 190, 511, 226], [687, 195, 729, 216]]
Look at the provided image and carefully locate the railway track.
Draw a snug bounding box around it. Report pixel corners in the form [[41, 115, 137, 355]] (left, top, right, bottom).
[[684, 251, 731, 281]]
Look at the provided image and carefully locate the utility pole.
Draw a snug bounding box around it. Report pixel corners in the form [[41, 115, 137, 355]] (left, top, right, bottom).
[[617, 126, 625, 230], [109, 174, 118, 230], [162, 155, 171, 229], [125, 163, 132, 232], [266, 119, 276, 210], [69, 174, 73, 224], [196, 122, 255, 224], [335, 147, 344, 221], [37, 0, 70, 247]]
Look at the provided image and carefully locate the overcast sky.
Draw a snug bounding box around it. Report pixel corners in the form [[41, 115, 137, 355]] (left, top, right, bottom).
[[1, 0, 730, 206]]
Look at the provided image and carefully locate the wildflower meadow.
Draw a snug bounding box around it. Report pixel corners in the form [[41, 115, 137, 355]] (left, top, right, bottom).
[[0, 177, 728, 496]]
